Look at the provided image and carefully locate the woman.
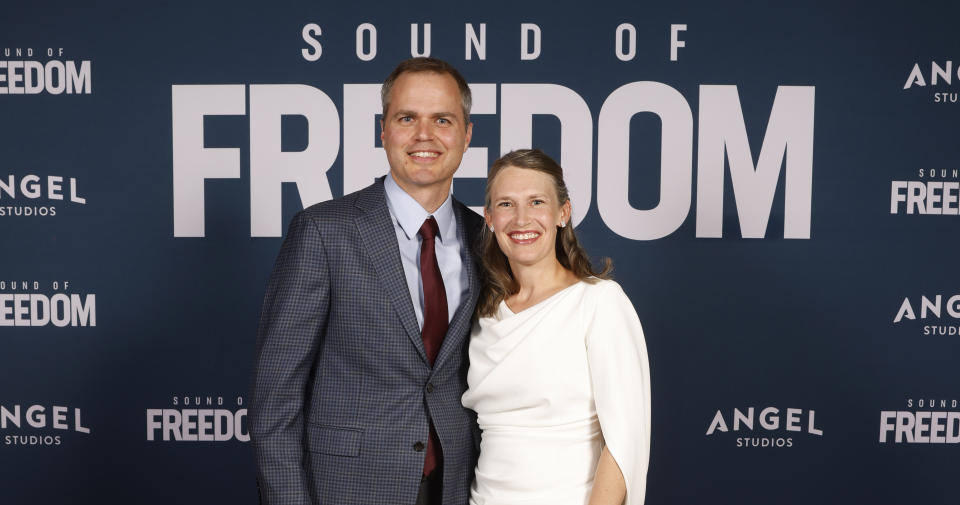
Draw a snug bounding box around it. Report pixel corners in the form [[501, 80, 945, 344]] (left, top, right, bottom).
[[461, 149, 651, 505]]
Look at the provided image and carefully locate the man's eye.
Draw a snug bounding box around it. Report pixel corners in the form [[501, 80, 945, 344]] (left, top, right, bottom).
[[437, 118, 451, 126], [399, 116, 413, 123], [532, 199, 545, 205], [497, 201, 512, 207]]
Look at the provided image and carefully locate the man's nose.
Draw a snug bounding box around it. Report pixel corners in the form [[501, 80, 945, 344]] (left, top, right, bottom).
[[414, 120, 433, 140]]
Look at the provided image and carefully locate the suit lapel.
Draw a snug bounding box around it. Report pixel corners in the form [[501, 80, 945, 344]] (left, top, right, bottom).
[[354, 180, 427, 364], [433, 201, 481, 372]]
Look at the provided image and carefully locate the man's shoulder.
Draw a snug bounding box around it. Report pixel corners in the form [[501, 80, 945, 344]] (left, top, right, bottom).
[[297, 181, 384, 224]]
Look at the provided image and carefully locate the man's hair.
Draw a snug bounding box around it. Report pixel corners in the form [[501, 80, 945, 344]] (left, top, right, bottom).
[[381, 57, 472, 126]]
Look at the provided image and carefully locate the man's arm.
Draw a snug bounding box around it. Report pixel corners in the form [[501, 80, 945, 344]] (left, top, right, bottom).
[[250, 211, 330, 505]]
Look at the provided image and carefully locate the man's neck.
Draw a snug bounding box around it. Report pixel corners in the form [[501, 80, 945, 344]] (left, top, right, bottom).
[[392, 178, 452, 214]]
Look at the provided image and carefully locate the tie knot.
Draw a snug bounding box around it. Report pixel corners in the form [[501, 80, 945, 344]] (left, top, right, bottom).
[[419, 216, 440, 241]]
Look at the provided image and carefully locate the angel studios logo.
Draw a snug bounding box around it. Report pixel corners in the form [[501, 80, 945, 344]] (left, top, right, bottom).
[[892, 293, 960, 337], [705, 406, 824, 448], [903, 60, 959, 103], [0, 173, 87, 218], [146, 395, 249, 442], [1, 404, 91, 446], [880, 397, 960, 444]]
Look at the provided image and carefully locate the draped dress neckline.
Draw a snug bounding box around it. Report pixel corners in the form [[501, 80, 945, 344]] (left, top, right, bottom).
[[501, 280, 585, 316]]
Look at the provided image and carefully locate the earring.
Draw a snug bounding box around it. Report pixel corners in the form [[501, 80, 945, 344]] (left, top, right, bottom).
[[488, 225, 494, 232]]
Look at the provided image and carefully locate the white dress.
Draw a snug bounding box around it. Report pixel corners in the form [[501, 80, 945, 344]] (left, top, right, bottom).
[[461, 279, 651, 505]]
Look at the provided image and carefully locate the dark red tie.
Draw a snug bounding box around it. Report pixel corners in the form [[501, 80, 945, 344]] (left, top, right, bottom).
[[419, 216, 447, 476]]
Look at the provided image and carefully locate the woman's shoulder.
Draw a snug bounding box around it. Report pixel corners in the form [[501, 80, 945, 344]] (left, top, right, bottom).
[[579, 278, 639, 319], [581, 277, 626, 297]]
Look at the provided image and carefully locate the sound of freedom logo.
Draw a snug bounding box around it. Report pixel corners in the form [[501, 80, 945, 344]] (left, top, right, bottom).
[[174, 22, 814, 239], [0, 47, 91, 95], [879, 398, 960, 444], [890, 169, 960, 216], [705, 407, 823, 448], [146, 395, 249, 442], [0, 404, 91, 446], [0, 174, 86, 218], [0, 280, 95, 328], [893, 294, 960, 336], [903, 60, 958, 103]]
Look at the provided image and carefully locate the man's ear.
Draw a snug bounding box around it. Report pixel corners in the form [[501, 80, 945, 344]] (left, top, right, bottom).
[[463, 122, 473, 152]]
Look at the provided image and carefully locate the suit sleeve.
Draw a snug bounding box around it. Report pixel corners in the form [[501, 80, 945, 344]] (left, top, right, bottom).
[[250, 211, 330, 505], [584, 280, 651, 505]]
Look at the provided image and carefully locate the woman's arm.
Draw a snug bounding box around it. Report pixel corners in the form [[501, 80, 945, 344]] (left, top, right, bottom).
[[584, 280, 652, 505], [588, 445, 627, 505]]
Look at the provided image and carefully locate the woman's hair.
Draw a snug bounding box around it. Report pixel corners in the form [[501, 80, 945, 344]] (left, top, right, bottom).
[[476, 149, 612, 318]]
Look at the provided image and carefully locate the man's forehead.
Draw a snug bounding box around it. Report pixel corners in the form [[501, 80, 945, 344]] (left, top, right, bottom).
[[391, 108, 457, 117], [383, 69, 468, 125], [388, 80, 463, 116]]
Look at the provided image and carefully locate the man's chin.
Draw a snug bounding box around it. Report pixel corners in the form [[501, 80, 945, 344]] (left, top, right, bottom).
[[408, 169, 456, 186]]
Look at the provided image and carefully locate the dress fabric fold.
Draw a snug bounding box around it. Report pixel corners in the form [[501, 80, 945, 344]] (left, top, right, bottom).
[[462, 279, 651, 505]]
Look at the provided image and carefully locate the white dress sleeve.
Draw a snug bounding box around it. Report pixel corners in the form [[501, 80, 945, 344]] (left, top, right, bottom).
[[584, 280, 651, 505]]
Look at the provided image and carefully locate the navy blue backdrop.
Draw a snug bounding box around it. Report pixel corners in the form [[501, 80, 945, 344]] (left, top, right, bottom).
[[2, 1, 959, 503]]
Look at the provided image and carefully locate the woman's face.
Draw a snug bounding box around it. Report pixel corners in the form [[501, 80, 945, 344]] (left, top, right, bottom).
[[485, 165, 571, 270]]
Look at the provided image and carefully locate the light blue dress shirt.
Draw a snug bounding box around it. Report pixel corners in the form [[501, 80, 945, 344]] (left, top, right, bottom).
[[384, 173, 466, 328]]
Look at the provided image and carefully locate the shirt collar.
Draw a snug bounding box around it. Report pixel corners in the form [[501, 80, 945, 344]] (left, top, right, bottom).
[[384, 173, 456, 243]]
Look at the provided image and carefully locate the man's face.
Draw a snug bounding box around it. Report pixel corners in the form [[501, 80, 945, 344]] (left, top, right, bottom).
[[381, 71, 472, 198]]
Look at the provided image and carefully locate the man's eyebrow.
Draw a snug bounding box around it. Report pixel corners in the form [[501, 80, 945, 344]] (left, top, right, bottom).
[[391, 109, 418, 118]]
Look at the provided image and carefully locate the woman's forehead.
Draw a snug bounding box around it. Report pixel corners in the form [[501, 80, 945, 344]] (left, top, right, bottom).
[[489, 166, 556, 196]]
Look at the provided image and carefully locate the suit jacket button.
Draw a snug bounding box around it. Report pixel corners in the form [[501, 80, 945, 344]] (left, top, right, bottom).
[[426, 383, 434, 393], [413, 441, 425, 452]]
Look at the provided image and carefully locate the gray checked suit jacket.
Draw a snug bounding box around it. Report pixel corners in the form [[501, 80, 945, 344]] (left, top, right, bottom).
[[250, 178, 483, 505]]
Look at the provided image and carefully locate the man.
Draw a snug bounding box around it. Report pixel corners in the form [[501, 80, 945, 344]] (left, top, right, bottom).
[[250, 57, 482, 505]]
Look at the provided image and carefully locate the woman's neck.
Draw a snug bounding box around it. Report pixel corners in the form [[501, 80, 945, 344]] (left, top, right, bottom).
[[506, 259, 579, 311]]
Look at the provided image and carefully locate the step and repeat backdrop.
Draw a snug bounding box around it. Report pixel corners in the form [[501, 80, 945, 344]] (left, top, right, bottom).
[[2, 1, 958, 503]]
